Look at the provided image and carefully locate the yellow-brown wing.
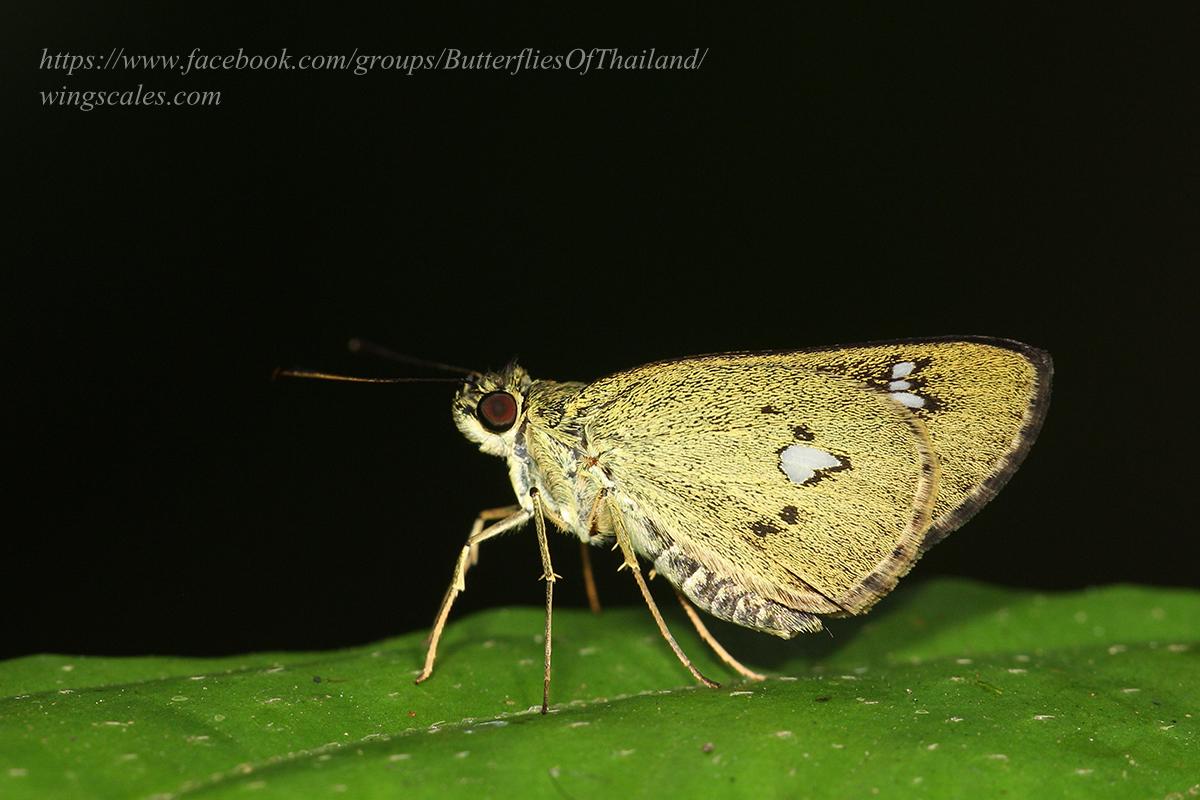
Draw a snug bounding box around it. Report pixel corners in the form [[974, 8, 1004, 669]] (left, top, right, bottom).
[[781, 337, 1052, 551], [569, 337, 1050, 618], [569, 355, 939, 616]]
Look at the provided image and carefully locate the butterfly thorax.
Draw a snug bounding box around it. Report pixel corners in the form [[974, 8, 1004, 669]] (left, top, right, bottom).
[[512, 380, 606, 538]]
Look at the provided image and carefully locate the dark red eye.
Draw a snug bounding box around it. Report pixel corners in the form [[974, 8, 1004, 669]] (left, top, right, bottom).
[[477, 391, 518, 432]]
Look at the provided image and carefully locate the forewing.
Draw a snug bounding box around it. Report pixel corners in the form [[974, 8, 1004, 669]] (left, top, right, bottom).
[[571, 356, 939, 615], [779, 336, 1052, 550]]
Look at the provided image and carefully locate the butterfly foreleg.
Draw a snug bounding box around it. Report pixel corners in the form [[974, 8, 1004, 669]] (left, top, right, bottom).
[[414, 505, 528, 685], [467, 505, 521, 568], [604, 494, 720, 689]]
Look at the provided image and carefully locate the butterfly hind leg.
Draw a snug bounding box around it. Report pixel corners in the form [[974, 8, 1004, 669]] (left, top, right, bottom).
[[605, 495, 720, 689], [415, 505, 529, 685], [672, 589, 767, 682]]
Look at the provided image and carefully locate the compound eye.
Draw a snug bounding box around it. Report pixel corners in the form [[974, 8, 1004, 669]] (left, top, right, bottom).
[[477, 391, 518, 432]]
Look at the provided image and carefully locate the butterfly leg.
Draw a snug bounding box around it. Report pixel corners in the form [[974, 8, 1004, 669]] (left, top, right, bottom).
[[578, 541, 603, 614], [672, 589, 767, 682], [529, 489, 560, 714], [578, 490, 607, 614], [467, 506, 517, 568], [415, 505, 529, 685], [605, 495, 720, 689]]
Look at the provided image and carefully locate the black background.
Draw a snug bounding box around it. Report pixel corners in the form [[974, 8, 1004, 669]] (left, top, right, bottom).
[[6, 5, 1193, 660]]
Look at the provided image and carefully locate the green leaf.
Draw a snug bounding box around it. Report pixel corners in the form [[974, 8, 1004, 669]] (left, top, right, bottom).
[[2, 579, 1197, 799]]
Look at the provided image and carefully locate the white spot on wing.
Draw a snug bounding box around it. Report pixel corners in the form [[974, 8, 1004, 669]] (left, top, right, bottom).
[[888, 380, 912, 391], [891, 392, 926, 409], [780, 445, 842, 485], [891, 361, 916, 378]]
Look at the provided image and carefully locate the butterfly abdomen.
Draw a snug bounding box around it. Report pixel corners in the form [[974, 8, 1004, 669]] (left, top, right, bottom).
[[654, 546, 824, 638]]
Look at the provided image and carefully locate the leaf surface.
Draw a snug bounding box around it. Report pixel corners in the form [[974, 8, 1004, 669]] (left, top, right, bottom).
[[2, 579, 1196, 799]]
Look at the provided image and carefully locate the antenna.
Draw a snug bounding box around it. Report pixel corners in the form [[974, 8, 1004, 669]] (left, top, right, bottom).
[[347, 338, 475, 376], [272, 368, 461, 385]]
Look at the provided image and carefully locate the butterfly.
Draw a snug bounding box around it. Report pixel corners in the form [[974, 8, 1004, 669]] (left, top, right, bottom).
[[279, 336, 1052, 713]]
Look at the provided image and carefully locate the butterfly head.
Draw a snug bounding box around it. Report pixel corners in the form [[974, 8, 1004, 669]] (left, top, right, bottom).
[[453, 362, 532, 456]]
